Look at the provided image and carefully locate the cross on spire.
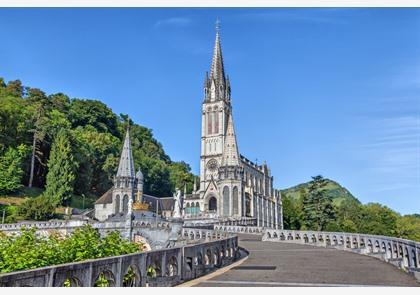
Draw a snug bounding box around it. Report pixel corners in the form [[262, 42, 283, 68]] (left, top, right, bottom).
[[215, 18, 221, 32]]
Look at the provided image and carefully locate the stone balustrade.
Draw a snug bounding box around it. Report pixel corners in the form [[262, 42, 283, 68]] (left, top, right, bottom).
[[263, 229, 420, 280], [214, 224, 263, 235], [0, 228, 239, 287]]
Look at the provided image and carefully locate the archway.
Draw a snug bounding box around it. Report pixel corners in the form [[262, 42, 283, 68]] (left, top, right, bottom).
[[94, 271, 115, 287], [167, 256, 178, 277], [208, 196, 217, 212], [123, 266, 141, 287]]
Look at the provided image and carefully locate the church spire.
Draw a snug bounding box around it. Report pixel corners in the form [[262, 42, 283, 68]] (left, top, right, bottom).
[[116, 127, 135, 178], [210, 19, 225, 83], [221, 112, 240, 166], [204, 19, 230, 102]]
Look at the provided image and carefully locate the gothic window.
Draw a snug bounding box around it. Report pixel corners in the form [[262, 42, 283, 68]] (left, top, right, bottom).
[[233, 187, 239, 215], [123, 195, 129, 213], [115, 195, 120, 213], [214, 111, 219, 134], [207, 112, 213, 135], [223, 186, 230, 216]]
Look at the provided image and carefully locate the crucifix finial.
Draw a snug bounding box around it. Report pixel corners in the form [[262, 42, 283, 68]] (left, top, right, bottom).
[[215, 18, 221, 33]]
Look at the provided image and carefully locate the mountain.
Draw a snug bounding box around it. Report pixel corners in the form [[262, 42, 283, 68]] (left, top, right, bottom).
[[280, 178, 359, 206]]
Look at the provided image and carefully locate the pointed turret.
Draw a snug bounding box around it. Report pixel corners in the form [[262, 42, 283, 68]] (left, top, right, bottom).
[[221, 112, 240, 166], [205, 19, 230, 102], [116, 128, 135, 178], [210, 22, 225, 84]]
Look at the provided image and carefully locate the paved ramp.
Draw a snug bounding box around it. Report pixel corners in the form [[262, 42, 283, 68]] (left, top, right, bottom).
[[195, 234, 419, 287]]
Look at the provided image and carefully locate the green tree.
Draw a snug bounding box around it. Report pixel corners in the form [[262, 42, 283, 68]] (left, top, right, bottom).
[[5, 80, 24, 97], [18, 195, 57, 221], [282, 192, 303, 230], [69, 99, 120, 137], [168, 161, 195, 193], [43, 129, 76, 205], [302, 175, 335, 231], [396, 215, 420, 242], [0, 225, 140, 273], [359, 203, 398, 236], [0, 145, 28, 194], [332, 198, 362, 232]]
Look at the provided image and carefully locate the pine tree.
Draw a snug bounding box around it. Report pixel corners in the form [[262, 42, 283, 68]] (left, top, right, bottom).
[[302, 175, 335, 231], [43, 129, 76, 206]]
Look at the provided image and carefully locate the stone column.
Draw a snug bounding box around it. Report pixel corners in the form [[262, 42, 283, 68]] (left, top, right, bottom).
[[256, 196, 260, 227], [274, 196, 278, 229], [262, 198, 265, 227]]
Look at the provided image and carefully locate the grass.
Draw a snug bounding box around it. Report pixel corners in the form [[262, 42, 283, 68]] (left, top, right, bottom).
[[0, 187, 96, 210]]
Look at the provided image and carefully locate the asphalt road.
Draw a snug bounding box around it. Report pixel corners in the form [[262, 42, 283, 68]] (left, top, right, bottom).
[[195, 234, 419, 287]]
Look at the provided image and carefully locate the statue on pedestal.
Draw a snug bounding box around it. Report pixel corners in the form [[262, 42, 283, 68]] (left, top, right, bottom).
[[173, 188, 182, 218]]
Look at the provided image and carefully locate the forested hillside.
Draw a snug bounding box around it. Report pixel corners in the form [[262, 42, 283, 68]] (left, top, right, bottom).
[[0, 77, 196, 221], [281, 178, 358, 206], [281, 176, 420, 242]]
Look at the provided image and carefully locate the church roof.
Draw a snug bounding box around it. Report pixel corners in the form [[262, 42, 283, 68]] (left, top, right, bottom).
[[116, 128, 135, 178], [95, 188, 113, 205], [221, 112, 240, 166]]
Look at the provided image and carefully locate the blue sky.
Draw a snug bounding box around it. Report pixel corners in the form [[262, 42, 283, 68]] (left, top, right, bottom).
[[0, 8, 419, 214]]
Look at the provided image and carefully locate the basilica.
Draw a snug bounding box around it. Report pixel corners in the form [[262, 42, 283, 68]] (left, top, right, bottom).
[[94, 24, 283, 229], [183, 25, 283, 228]]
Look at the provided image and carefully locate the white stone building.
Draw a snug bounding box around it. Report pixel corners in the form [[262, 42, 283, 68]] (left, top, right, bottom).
[[183, 24, 283, 228]]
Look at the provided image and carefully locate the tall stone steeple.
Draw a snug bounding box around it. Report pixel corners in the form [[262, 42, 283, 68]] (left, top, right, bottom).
[[117, 128, 135, 178], [113, 126, 137, 215], [221, 113, 240, 166], [204, 20, 231, 102]]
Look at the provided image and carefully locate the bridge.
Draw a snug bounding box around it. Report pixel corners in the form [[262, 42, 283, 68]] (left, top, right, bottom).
[[1, 224, 419, 287], [184, 226, 419, 287]]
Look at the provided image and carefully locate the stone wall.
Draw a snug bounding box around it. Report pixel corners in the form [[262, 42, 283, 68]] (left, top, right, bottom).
[[0, 218, 181, 250], [0, 228, 239, 287]]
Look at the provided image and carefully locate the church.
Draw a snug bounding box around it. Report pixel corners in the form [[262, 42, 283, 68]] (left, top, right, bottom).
[[183, 24, 283, 229], [94, 23, 283, 229]]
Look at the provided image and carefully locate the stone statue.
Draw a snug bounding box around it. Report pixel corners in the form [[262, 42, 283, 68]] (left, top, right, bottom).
[[173, 188, 182, 218], [127, 198, 133, 216]]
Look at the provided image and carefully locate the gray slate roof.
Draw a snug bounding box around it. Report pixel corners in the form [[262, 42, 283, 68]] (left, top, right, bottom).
[[116, 128, 135, 178]]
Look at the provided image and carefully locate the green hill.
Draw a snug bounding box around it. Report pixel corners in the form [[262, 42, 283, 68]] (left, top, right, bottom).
[[280, 178, 359, 206]]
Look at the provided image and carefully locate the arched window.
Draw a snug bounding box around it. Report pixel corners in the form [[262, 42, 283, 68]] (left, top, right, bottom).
[[233, 187, 239, 215], [223, 186, 230, 216], [214, 111, 219, 134], [123, 195, 129, 213], [207, 112, 213, 135], [115, 195, 120, 213]]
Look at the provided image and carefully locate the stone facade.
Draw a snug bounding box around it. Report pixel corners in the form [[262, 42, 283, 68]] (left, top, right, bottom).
[[184, 25, 283, 228], [95, 128, 148, 221]]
